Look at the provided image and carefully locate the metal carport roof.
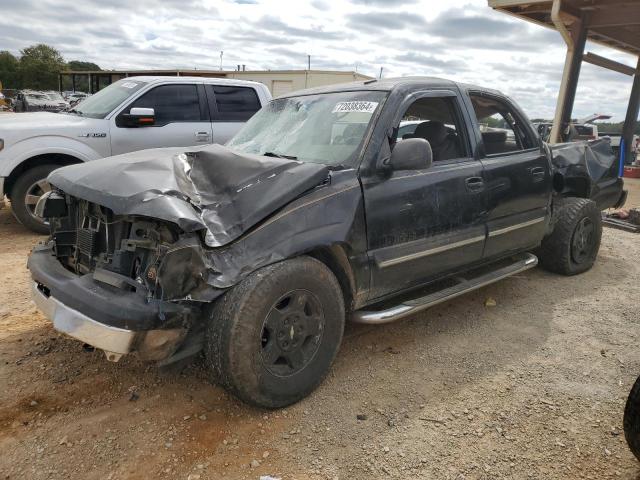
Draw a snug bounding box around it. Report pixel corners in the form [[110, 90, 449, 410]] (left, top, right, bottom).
[[489, 0, 640, 164]]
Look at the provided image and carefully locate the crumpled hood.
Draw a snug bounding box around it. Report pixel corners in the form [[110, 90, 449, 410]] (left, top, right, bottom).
[[48, 144, 330, 246]]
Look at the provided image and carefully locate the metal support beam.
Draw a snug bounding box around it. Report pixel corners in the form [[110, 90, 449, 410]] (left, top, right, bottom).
[[583, 52, 637, 76], [58, 74, 62, 92], [71, 74, 76, 93], [622, 56, 640, 166], [550, 1, 588, 144]]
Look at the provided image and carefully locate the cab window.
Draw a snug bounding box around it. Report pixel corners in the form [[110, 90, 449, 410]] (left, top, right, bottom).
[[395, 96, 468, 162], [469, 94, 536, 155], [208, 85, 261, 122], [128, 84, 202, 125]]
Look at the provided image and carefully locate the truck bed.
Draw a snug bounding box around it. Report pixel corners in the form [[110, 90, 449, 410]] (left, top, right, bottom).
[[551, 138, 625, 210]]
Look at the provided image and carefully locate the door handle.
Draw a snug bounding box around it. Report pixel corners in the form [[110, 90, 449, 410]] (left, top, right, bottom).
[[529, 167, 546, 182], [195, 131, 210, 142], [465, 176, 485, 192]]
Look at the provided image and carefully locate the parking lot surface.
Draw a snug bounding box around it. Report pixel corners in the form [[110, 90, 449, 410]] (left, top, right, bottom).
[[1, 180, 640, 479]]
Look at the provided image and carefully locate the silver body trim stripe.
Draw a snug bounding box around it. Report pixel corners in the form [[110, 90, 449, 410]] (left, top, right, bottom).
[[378, 235, 486, 268], [488, 217, 545, 238]]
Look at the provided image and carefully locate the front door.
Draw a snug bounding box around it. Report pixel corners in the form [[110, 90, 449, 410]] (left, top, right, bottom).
[[110, 83, 212, 156], [466, 92, 552, 258], [362, 91, 488, 301]]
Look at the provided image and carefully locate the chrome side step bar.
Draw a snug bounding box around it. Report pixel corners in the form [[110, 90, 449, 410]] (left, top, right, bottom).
[[351, 252, 538, 325]]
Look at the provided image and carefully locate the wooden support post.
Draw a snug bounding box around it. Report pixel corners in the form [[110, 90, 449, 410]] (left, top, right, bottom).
[[550, 13, 588, 144], [622, 57, 640, 166]]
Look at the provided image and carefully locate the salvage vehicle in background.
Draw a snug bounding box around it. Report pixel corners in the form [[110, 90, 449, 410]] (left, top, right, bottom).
[[0, 76, 271, 232], [13, 90, 69, 113], [65, 92, 90, 108], [28, 77, 625, 408]]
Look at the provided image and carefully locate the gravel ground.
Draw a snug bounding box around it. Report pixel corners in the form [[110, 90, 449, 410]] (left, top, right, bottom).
[[1, 179, 640, 480]]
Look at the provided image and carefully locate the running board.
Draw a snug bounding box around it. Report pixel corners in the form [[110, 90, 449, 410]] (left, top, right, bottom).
[[351, 252, 538, 325]]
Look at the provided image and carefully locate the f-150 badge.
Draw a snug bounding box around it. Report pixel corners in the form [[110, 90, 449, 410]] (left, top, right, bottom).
[[78, 133, 107, 138]]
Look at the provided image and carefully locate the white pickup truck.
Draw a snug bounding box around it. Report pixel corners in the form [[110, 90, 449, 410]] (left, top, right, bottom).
[[0, 76, 272, 232]]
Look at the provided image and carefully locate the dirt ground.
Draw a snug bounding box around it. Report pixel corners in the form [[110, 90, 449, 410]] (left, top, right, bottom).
[[1, 180, 640, 480]]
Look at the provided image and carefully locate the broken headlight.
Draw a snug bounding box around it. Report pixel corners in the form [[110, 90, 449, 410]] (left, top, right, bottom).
[[34, 190, 67, 219]]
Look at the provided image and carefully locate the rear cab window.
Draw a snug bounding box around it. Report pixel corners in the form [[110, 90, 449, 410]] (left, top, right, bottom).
[[469, 93, 537, 156], [206, 84, 261, 121]]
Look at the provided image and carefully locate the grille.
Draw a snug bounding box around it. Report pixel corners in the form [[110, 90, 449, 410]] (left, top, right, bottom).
[[77, 228, 98, 257]]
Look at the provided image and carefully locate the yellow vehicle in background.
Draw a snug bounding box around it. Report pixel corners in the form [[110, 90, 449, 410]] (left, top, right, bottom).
[[0, 81, 9, 111]]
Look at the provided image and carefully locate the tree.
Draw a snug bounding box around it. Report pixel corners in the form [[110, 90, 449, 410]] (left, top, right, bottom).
[[0, 51, 19, 89], [66, 60, 101, 72], [65, 60, 101, 92], [19, 44, 65, 90]]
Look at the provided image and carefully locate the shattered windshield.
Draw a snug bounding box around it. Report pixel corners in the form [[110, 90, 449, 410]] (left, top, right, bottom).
[[227, 91, 387, 167], [69, 79, 148, 119]]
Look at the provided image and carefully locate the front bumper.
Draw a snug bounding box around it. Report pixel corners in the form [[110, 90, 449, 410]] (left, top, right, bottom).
[[28, 245, 195, 361], [32, 281, 139, 361]]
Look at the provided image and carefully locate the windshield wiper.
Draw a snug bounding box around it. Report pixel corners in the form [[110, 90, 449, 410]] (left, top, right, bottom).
[[263, 151, 298, 160], [67, 108, 83, 115]]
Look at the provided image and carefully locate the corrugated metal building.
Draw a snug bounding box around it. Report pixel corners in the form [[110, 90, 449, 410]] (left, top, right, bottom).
[[59, 69, 373, 97]]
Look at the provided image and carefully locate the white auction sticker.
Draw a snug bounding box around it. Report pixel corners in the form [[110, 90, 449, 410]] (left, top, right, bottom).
[[332, 101, 379, 114], [121, 82, 139, 89]]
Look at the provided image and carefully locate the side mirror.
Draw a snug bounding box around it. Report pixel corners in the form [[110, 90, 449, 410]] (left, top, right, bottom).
[[118, 107, 155, 128], [388, 137, 433, 171]]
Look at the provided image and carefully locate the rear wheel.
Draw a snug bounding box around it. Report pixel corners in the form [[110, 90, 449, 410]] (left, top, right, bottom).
[[538, 197, 602, 276], [10, 165, 58, 234], [205, 256, 345, 408]]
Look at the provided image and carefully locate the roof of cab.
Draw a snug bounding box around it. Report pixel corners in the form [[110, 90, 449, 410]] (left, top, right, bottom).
[[123, 76, 267, 88], [279, 76, 502, 98]]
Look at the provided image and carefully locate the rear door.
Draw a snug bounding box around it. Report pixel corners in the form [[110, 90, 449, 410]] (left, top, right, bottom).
[[110, 83, 212, 155], [466, 91, 551, 258], [205, 84, 262, 144], [362, 90, 488, 300]]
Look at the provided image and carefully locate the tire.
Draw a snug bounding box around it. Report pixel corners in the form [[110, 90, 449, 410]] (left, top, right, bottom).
[[538, 197, 602, 276], [205, 256, 345, 408], [10, 164, 58, 234], [624, 375, 640, 461]]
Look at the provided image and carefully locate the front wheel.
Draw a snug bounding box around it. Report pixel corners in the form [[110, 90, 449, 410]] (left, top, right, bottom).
[[205, 256, 345, 408], [624, 375, 640, 461], [537, 197, 602, 276], [10, 164, 59, 234]]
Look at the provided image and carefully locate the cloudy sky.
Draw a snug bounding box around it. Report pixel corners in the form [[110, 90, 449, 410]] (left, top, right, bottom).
[[1, 0, 638, 120]]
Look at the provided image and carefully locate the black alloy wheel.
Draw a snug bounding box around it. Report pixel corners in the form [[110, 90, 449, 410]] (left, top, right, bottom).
[[261, 289, 325, 376], [570, 217, 595, 264]]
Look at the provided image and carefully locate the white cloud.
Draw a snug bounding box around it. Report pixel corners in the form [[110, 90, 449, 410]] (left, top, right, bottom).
[[0, 0, 637, 120]]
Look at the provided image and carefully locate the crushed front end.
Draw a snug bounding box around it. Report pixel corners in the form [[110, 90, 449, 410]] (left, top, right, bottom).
[[28, 192, 218, 363]]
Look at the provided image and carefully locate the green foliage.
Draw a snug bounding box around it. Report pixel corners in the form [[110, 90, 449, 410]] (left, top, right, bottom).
[[63, 61, 101, 91], [0, 50, 20, 89], [66, 61, 101, 72], [19, 44, 66, 90], [0, 44, 101, 92]]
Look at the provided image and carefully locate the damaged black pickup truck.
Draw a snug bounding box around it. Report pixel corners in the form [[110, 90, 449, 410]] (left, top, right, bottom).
[[28, 77, 626, 408]]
